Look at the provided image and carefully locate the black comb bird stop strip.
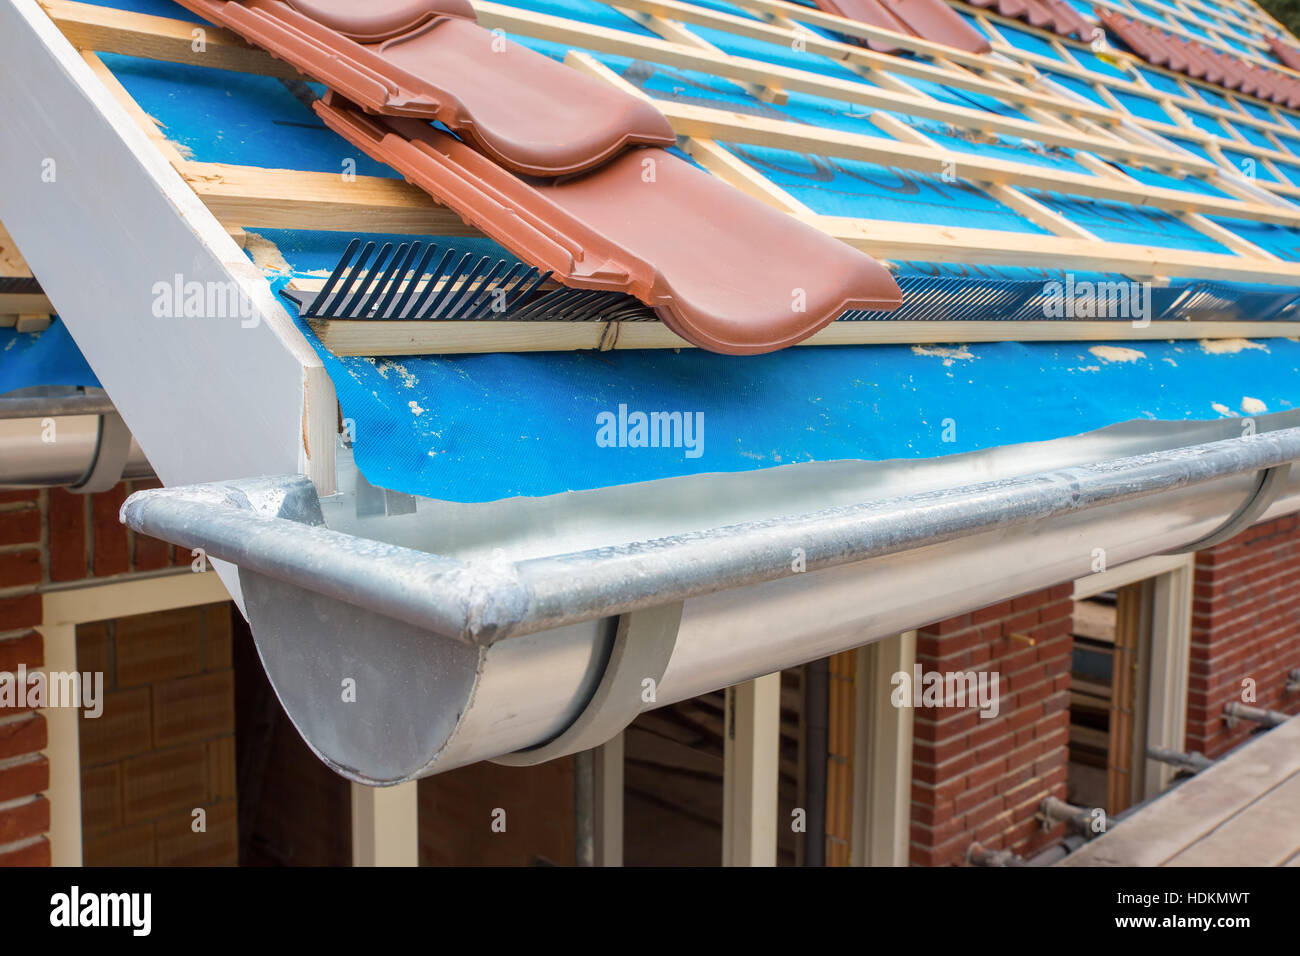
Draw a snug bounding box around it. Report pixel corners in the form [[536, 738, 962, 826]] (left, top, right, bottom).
[[287, 239, 657, 322]]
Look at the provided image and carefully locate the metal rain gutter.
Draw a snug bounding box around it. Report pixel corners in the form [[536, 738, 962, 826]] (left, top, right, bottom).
[[0, 388, 153, 490], [117, 424, 1300, 784]]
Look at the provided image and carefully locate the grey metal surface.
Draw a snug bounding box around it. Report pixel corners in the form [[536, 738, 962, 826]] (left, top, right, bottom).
[[0, 415, 152, 487], [122, 425, 1300, 644], [0, 391, 117, 419], [118, 418, 1300, 778]]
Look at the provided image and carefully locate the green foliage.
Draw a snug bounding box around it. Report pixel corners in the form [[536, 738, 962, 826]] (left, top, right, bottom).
[[1260, 0, 1300, 39]]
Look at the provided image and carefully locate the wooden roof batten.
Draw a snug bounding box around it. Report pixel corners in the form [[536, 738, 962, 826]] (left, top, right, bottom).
[[33, 0, 1300, 355]]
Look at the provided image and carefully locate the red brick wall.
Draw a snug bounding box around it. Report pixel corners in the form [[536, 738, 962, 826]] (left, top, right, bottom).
[[0, 479, 189, 866], [910, 584, 1074, 866], [1188, 514, 1300, 758], [77, 604, 238, 866]]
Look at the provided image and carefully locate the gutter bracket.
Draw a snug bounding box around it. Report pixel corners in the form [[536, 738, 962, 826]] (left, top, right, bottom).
[[492, 601, 684, 766], [71, 411, 133, 494], [1167, 462, 1292, 554]]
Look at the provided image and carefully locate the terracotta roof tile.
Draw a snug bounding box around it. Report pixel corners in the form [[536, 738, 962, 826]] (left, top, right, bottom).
[[965, 0, 1097, 41], [813, 0, 990, 53], [177, 0, 675, 175], [1098, 9, 1300, 109], [1268, 35, 1300, 72], [315, 93, 902, 354]]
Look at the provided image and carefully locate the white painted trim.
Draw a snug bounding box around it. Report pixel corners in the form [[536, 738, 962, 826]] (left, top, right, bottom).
[[1073, 553, 1191, 599], [37, 569, 231, 866], [42, 570, 229, 625], [0, 0, 336, 604], [851, 632, 916, 867], [350, 781, 419, 867], [1144, 559, 1194, 798], [34, 624, 80, 867], [722, 672, 780, 866], [593, 734, 624, 867]]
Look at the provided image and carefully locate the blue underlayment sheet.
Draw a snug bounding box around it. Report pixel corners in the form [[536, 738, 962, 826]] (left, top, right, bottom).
[[49, 0, 1300, 504], [0, 322, 100, 396], [303, 320, 1300, 504], [262, 233, 1300, 503]]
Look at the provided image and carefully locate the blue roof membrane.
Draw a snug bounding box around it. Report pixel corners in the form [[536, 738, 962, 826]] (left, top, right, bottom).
[[0, 322, 100, 396], [298, 314, 1300, 502], [92, 0, 206, 24], [1043, 71, 1111, 107], [1221, 147, 1281, 182], [1025, 192, 1232, 253], [482, 0, 657, 36], [99, 52, 400, 176], [994, 22, 1068, 61], [1068, 49, 1135, 83], [1111, 89, 1177, 124], [1138, 67, 1188, 99], [245, 230, 1300, 504], [1207, 217, 1300, 260], [715, 142, 1051, 232]]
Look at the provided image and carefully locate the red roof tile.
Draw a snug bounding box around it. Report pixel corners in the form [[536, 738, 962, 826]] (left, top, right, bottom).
[[177, 0, 675, 175], [1098, 9, 1300, 109], [813, 0, 990, 54], [315, 93, 902, 355], [1269, 35, 1300, 72], [965, 0, 1096, 42], [878, 0, 992, 54]]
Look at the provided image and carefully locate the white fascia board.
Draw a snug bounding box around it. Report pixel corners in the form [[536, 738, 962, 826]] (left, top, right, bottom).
[[0, 0, 333, 489], [0, 0, 337, 600]]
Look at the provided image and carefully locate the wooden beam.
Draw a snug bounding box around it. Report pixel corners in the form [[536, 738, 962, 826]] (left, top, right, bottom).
[[640, 96, 1297, 227], [820, 215, 1300, 283], [42, 0, 300, 78], [722, 673, 780, 867], [475, 1, 1119, 125], [308, 317, 1300, 356], [851, 632, 916, 867], [350, 781, 419, 867], [683, 0, 1035, 77], [182, 162, 480, 234]]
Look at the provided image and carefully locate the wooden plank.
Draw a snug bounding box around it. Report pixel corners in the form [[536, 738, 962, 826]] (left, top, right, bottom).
[[476, 1, 1120, 125], [1106, 583, 1140, 814], [1164, 770, 1300, 867], [1072, 600, 1117, 643], [81, 49, 189, 168], [182, 163, 481, 235], [0, 293, 53, 314], [688, 0, 1034, 77], [819, 216, 1300, 283], [43, 0, 300, 78], [645, 97, 1295, 227], [1062, 716, 1300, 865], [308, 317, 1300, 356]]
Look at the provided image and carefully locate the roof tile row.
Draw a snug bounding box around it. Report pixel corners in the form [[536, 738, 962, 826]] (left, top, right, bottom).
[[965, 0, 1097, 42], [174, 0, 901, 353], [814, 0, 991, 53], [1099, 8, 1300, 107]]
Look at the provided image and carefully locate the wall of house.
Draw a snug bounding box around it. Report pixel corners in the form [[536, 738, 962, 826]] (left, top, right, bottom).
[[1187, 514, 1300, 757], [0, 478, 192, 866], [77, 604, 238, 866], [909, 584, 1075, 866]]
